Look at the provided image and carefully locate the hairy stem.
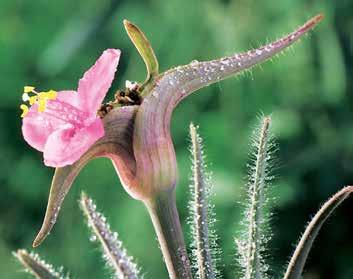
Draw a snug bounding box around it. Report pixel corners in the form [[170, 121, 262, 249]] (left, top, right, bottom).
[[144, 190, 192, 279]]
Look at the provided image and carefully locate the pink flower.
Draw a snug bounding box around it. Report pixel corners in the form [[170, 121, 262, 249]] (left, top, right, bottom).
[[21, 49, 121, 167]]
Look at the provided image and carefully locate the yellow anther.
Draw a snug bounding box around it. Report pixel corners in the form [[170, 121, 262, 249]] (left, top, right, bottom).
[[20, 104, 29, 118], [29, 96, 38, 105], [24, 86, 35, 93]]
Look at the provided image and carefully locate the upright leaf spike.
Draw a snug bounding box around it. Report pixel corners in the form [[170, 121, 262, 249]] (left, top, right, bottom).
[[283, 186, 353, 279], [124, 20, 159, 85], [189, 123, 220, 279], [235, 116, 273, 279], [80, 192, 140, 279]]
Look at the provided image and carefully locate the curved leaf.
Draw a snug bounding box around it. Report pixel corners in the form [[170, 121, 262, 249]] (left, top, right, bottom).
[[283, 186, 353, 279], [133, 15, 323, 198]]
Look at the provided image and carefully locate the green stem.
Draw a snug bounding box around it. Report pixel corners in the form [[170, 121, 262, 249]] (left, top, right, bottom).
[[144, 189, 192, 279]]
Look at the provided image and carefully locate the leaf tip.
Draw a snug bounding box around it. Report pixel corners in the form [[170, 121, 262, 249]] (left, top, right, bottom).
[[32, 227, 50, 247], [32, 236, 42, 248], [13, 249, 26, 259], [80, 191, 88, 202], [313, 13, 324, 24], [302, 14, 324, 32], [123, 19, 136, 31]]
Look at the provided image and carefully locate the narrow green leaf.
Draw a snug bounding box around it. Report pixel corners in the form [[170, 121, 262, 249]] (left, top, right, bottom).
[[13, 249, 68, 279], [124, 19, 159, 80], [283, 186, 353, 279]]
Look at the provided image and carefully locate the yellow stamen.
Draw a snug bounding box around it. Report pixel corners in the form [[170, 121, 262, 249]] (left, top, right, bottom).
[[21, 86, 58, 116], [20, 104, 29, 118], [29, 96, 38, 105], [24, 86, 35, 93]]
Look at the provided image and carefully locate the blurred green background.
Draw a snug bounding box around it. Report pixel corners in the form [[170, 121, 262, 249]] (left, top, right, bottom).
[[1, 0, 353, 278]]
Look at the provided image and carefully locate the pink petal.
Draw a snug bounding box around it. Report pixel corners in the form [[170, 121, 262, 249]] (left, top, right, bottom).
[[56, 90, 80, 108], [77, 49, 121, 112], [43, 118, 104, 167], [22, 105, 66, 152]]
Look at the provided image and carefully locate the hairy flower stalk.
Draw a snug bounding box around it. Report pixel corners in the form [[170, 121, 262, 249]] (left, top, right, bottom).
[[23, 15, 323, 279], [189, 123, 220, 279], [236, 116, 273, 279], [13, 249, 68, 279], [80, 193, 140, 279]]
